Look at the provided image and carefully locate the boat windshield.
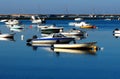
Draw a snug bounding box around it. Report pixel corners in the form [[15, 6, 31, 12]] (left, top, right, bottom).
[[53, 33, 65, 38]]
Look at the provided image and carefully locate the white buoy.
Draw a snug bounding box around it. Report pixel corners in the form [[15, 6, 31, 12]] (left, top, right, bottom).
[[21, 35, 24, 40]]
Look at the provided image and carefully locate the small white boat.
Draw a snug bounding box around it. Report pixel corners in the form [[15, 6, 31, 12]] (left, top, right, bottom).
[[5, 19, 19, 25], [27, 33, 75, 44], [113, 28, 120, 34], [74, 18, 83, 21], [10, 28, 24, 32], [0, 37, 15, 41], [60, 29, 87, 37], [31, 16, 45, 24], [39, 25, 63, 34], [7, 25, 24, 29], [69, 22, 76, 26], [0, 19, 8, 22], [52, 42, 97, 50], [0, 33, 14, 38]]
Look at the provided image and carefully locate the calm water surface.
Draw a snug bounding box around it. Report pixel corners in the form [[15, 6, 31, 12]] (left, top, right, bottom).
[[0, 20, 120, 79]]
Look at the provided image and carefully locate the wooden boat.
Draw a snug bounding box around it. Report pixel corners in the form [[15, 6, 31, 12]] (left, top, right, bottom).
[[27, 33, 75, 44], [52, 42, 97, 50]]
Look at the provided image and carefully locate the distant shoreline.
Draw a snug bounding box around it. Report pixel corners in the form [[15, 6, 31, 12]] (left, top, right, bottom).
[[0, 14, 120, 20]]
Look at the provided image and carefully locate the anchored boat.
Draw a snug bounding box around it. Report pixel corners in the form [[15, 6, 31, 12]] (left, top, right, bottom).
[[27, 33, 75, 44], [52, 42, 98, 50]]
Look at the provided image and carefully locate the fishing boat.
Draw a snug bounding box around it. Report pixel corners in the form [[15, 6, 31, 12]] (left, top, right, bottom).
[[27, 33, 75, 44], [52, 42, 97, 50]]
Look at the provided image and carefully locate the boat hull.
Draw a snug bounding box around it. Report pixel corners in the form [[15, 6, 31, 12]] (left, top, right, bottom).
[[41, 29, 61, 34], [53, 42, 97, 50], [32, 38, 74, 44], [53, 48, 97, 54], [80, 25, 96, 29], [113, 30, 120, 34]]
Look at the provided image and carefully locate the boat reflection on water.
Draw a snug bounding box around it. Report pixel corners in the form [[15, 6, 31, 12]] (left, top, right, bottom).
[[52, 48, 98, 55], [113, 28, 120, 38], [26, 43, 101, 55], [26, 43, 52, 51], [113, 33, 120, 38]]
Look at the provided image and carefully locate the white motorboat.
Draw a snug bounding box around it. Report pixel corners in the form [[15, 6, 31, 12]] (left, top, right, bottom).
[[5, 19, 19, 25], [31, 16, 45, 24], [7, 25, 24, 29], [0, 33, 14, 38], [60, 28, 87, 37], [39, 25, 63, 34], [0, 37, 15, 41], [74, 18, 83, 21], [27, 33, 75, 44], [113, 28, 120, 34]]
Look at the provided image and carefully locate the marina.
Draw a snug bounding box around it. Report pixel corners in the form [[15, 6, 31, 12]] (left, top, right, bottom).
[[0, 18, 120, 79]]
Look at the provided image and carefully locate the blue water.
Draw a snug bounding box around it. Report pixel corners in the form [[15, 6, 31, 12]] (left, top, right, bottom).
[[0, 19, 120, 79]]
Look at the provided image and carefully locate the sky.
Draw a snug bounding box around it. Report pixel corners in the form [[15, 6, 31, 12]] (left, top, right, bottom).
[[0, 0, 120, 14]]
